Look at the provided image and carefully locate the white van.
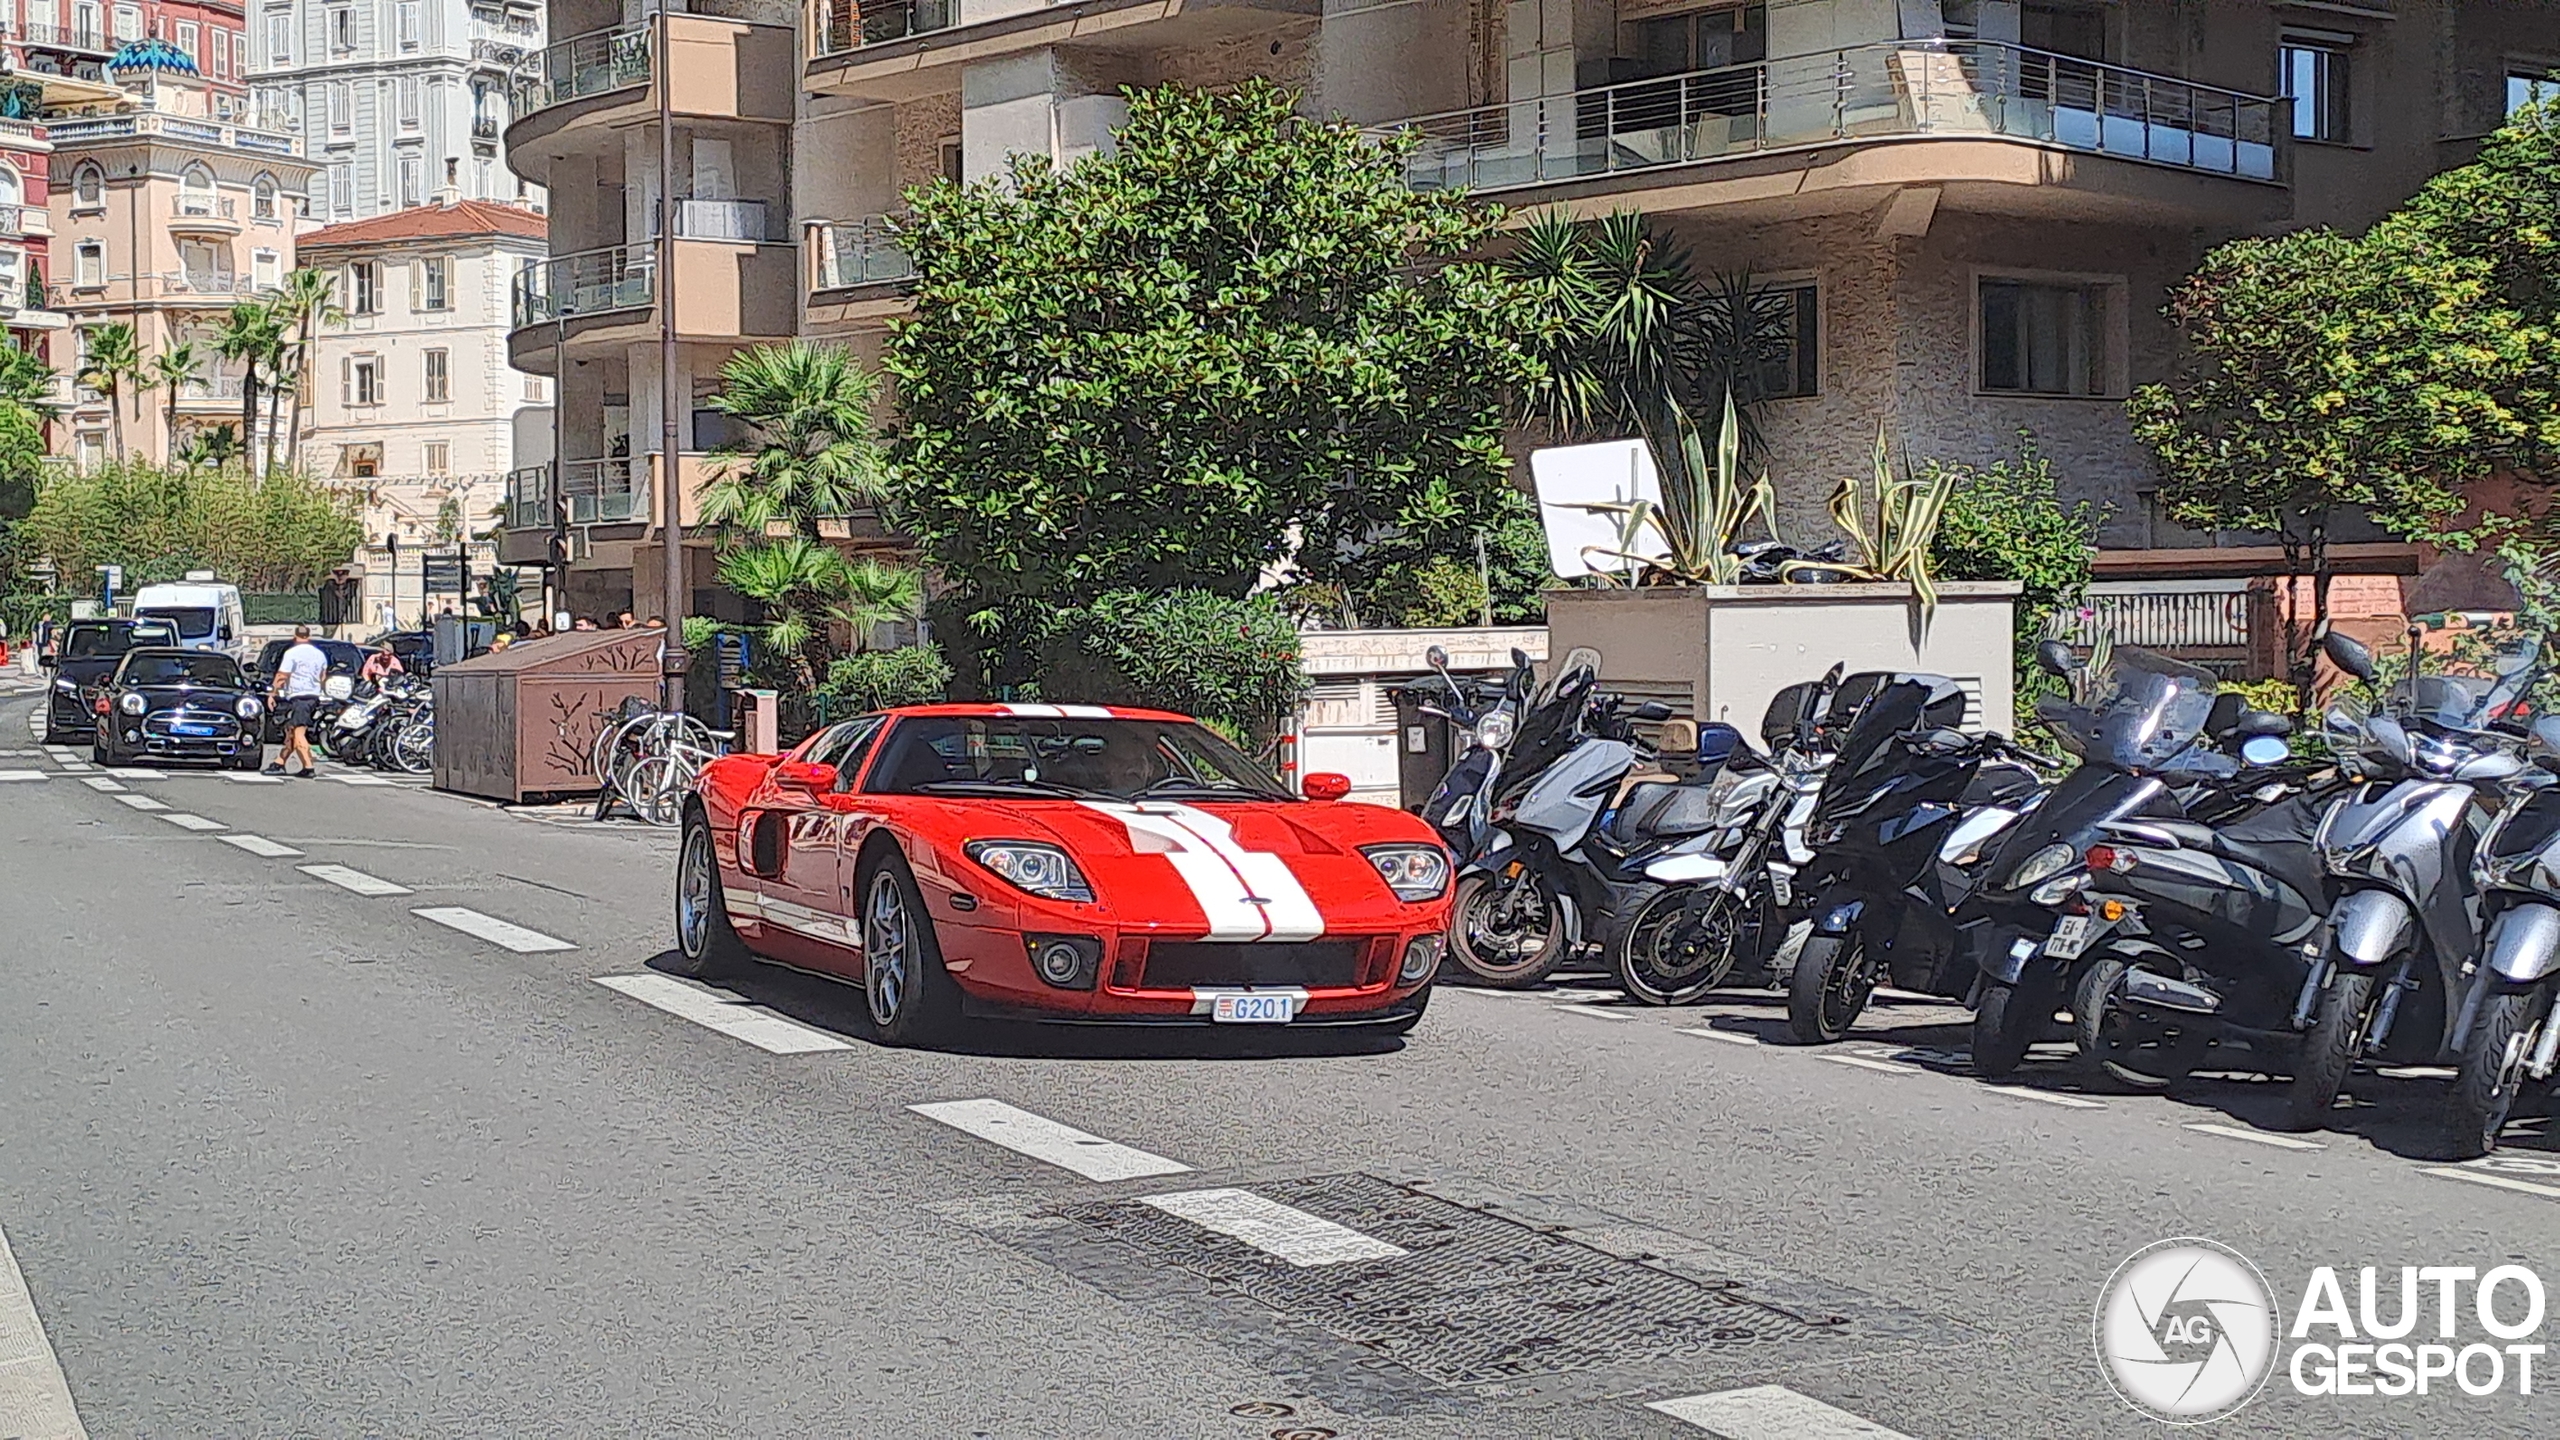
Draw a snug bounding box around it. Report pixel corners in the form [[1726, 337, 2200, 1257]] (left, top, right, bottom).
[[133, 573, 251, 665]]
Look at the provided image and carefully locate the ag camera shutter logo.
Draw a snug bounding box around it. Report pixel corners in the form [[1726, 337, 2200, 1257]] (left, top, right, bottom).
[[2095, 1237, 2281, 1423]]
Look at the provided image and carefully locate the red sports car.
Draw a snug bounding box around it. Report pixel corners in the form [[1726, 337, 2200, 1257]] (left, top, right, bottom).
[[673, 704, 1452, 1043]]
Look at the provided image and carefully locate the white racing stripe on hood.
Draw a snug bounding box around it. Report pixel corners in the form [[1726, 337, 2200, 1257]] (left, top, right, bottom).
[[1081, 800, 1326, 942]]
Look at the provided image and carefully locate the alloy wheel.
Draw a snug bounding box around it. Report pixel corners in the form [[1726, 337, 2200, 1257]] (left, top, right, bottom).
[[677, 823, 713, 958], [865, 871, 911, 1027]]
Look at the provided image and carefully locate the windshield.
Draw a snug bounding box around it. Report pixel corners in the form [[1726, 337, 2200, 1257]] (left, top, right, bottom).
[[1829, 674, 1962, 783], [137, 606, 217, 639], [120, 652, 243, 687], [64, 622, 178, 659], [2035, 645, 2227, 776], [863, 715, 1291, 801]]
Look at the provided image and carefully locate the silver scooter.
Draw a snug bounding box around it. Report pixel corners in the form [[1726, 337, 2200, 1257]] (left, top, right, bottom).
[[2444, 715, 2560, 1157]]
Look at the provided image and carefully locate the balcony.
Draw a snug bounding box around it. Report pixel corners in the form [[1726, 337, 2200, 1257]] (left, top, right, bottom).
[[505, 457, 647, 530], [1381, 41, 2284, 222], [643, 197, 784, 243], [175, 374, 247, 410], [810, 216, 915, 290], [807, 0, 1318, 101], [508, 239, 796, 369], [504, 10, 795, 184], [44, 111, 302, 157], [0, 204, 47, 238], [512, 243, 655, 331], [169, 193, 243, 235], [15, 20, 110, 53]]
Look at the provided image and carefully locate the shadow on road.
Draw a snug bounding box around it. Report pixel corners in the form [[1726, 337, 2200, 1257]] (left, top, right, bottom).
[[641, 949, 1416, 1062]]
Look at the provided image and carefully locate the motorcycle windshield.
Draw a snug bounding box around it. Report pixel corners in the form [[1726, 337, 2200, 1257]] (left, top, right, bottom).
[[2034, 645, 2227, 776], [1494, 660, 1597, 800], [2391, 674, 2510, 734], [1826, 675, 1957, 789]]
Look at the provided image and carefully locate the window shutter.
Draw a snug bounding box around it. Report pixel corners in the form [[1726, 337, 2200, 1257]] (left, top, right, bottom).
[[408, 261, 420, 310], [339, 355, 351, 406]]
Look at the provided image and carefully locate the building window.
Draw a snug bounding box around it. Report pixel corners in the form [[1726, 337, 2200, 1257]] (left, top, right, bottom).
[[2513, 68, 2556, 119], [177, 165, 216, 217], [265, 12, 290, 65], [251, 173, 278, 221], [345, 354, 382, 407], [327, 82, 351, 134], [423, 348, 449, 403], [0, 166, 20, 210], [399, 155, 423, 207], [210, 26, 227, 76], [423, 440, 449, 474], [1979, 277, 2111, 397], [1751, 281, 1819, 400], [71, 163, 104, 210], [329, 5, 353, 51], [252, 248, 279, 290], [522, 374, 545, 402], [2282, 36, 2351, 143], [329, 165, 353, 217], [939, 139, 962, 185], [396, 0, 419, 50], [2020, 1, 2109, 63], [110, 2, 137, 40], [416, 255, 450, 311], [349, 260, 380, 315], [175, 20, 197, 58], [73, 241, 103, 288], [1629, 2, 1766, 79]]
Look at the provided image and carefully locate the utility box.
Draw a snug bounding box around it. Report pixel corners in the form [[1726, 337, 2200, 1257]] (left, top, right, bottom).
[[432, 629, 665, 802]]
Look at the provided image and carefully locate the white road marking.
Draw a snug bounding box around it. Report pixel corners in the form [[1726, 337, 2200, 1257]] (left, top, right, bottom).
[[158, 813, 226, 832], [1981, 1086, 2105, 1110], [0, 769, 44, 781], [1682, 1027, 1762, 1046], [52, 762, 90, 773], [0, 1224, 89, 1439], [2185, 1122, 2323, 1151], [111, 793, 168, 812], [2423, 1167, 2560, 1201], [224, 772, 284, 784], [908, 1099, 1192, 1182], [218, 834, 303, 858], [592, 974, 855, 1055], [330, 774, 396, 787], [2375, 1065, 2457, 1080], [1554, 1004, 1633, 1021], [1649, 1385, 1911, 1438], [298, 864, 412, 897], [101, 767, 164, 779], [1139, 1187, 1406, 1267], [77, 777, 123, 793], [412, 906, 574, 952], [1819, 1054, 1918, 1076]]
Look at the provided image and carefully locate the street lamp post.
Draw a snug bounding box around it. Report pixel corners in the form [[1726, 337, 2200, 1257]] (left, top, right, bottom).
[[653, 4, 687, 711]]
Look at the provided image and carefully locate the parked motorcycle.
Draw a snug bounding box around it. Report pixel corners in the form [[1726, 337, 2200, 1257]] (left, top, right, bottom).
[[2446, 716, 2560, 1156], [2280, 629, 2532, 1132], [1413, 644, 1537, 873]]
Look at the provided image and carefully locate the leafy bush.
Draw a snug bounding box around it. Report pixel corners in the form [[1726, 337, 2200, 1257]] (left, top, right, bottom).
[[1927, 437, 2102, 729], [19, 463, 364, 592], [2217, 678, 2299, 717], [1035, 589, 1308, 736], [819, 645, 953, 713], [243, 592, 319, 625]]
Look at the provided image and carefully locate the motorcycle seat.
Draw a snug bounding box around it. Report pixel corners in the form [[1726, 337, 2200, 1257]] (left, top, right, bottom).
[[2189, 798, 2328, 902], [1612, 779, 1724, 841]]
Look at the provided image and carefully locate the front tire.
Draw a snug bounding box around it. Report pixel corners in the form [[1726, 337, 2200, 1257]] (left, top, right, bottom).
[[1973, 970, 2060, 1078], [1447, 869, 1570, 989], [1613, 882, 1756, 1006], [2443, 988, 2549, 1160], [2280, 967, 2378, 1132], [1786, 933, 1874, 1044], [671, 809, 751, 980], [861, 852, 960, 1047]]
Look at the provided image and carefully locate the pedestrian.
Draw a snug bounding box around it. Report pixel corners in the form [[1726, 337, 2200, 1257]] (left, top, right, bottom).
[[573, 616, 598, 632], [266, 624, 329, 778], [359, 641, 405, 685], [489, 632, 513, 653], [616, 610, 636, 630]]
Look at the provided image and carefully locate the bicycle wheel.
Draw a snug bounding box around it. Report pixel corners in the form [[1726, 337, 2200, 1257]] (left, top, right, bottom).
[[625, 753, 686, 826], [392, 715, 434, 774]]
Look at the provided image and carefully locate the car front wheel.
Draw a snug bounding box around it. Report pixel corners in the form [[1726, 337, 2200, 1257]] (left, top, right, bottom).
[[671, 809, 750, 980], [861, 853, 959, 1047]]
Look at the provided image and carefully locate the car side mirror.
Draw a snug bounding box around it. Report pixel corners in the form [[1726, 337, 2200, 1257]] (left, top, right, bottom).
[[2035, 639, 2082, 677], [773, 760, 836, 791], [2236, 710, 2294, 739], [1302, 772, 1352, 801], [2322, 630, 2377, 681]]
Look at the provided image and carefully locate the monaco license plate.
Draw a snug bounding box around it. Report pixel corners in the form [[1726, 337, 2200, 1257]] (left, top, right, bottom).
[[1212, 993, 1294, 1024], [2046, 913, 2096, 961], [172, 722, 219, 737]]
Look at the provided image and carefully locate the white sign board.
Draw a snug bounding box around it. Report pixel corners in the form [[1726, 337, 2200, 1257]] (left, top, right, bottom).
[[1528, 438, 1667, 580]]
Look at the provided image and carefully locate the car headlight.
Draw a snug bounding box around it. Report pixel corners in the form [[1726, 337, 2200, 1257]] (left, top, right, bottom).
[[236, 697, 264, 720], [1363, 843, 1451, 901], [2008, 842, 2077, 891], [324, 675, 355, 701], [1473, 710, 1516, 751], [117, 691, 146, 715], [964, 840, 1094, 903]]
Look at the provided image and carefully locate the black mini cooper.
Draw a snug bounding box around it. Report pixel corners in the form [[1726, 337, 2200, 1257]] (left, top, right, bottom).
[[93, 647, 267, 770]]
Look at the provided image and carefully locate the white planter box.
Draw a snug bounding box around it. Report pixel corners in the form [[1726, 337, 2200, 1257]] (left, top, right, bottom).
[[1543, 581, 2023, 735]]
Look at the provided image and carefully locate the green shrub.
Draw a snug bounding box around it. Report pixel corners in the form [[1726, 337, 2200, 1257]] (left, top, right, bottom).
[[819, 645, 953, 714], [2217, 678, 2299, 717], [1047, 589, 1309, 736], [1927, 436, 2102, 730], [242, 592, 318, 625]]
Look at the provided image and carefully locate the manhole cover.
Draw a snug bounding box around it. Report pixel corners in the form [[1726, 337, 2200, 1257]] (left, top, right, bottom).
[[1056, 1174, 1854, 1386]]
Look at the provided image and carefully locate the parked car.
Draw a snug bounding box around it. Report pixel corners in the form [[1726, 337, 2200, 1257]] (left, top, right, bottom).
[[91, 647, 266, 770], [674, 704, 1453, 1044], [132, 575, 252, 665], [39, 618, 179, 744], [245, 637, 367, 741]]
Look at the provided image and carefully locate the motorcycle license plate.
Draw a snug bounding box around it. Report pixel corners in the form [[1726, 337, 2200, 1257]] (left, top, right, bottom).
[[1212, 993, 1295, 1024], [2046, 914, 2096, 961]]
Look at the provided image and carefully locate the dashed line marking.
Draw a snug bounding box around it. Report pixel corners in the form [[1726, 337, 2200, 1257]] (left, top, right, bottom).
[[101, 767, 165, 780], [158, 813, 225, 832], [1681, 1028, 1763, 1046], [0, 769, 43, 781], [1649, 1384, 1912, 1437], [111, 793, 168, 812], [224, 772, 284, 784], [909, 1098, 1193, 1182], [219, 834, 303, 858], [77, 777, 123, 792], [330, 774, 397, 787], [2185, 1121, 2323, 1150], [592, 974, 855, 1055], [298, 864, 412, 897], [1982, 1086, 2106, 1110], [1818, 1053, 1919, 1076], [412, 906, 574, 953], [1553, 1005, 1634, 1021], [1139, 1188, 1407, 1267], [2422, 1167, 2560, 1201]]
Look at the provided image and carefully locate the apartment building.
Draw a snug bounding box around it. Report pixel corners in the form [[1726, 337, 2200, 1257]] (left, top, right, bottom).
[[506, 0, 2559, 627], [246, 0, 547, 221], [0, 74, 100, 436], [47, 38, 318, 464], [6, 0, 256, 88]]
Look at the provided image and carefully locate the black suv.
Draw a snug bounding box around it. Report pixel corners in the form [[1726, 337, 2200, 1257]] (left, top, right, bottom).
[[39, 618, 181, 743]]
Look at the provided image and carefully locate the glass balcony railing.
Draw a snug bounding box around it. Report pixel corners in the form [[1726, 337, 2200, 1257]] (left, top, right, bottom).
[[1380, 40, 2283, 194], [812, 0, 951, 57], [506, 458, 645, 528], [511, 244, 654, 330], [510, 22, 652, 117], [811, 215, 914, 288], [644, 197, 783, 243]]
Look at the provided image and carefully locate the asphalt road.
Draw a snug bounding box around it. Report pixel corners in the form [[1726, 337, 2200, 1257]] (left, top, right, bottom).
[[1, 687, 2555, 1439]]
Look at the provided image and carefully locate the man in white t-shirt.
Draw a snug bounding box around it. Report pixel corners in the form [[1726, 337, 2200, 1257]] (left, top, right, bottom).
[[266, 625, 329, 777]]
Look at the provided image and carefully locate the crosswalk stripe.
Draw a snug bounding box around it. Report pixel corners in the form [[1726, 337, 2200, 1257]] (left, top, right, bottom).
[[1819, 1054, 1917, 1076], [158, 813, 226, 832], [1139, 1188, 1406, 1267], [1554, 1004, 1633, 1021], [909, 1099, 1193, 1182], [330, 774, 397, 787], [225, 772, 284, 784], [111, 793, 169, 812], [1648, 1385, 1912, 1438], [299, 864, 411, 897], [219, 834, 303, 858], [101, 767, 164, 780], [592, 974, 855, 1054], [1681, 1027, 1762, 1046], [412, 906, 575, 953], [1984, 1086, 2106, 1110], [2422, 1167, 2560, 1201], [0, 769, 44, 781], [0, 1223, 89, 1439], [77, 777, 123, 792]]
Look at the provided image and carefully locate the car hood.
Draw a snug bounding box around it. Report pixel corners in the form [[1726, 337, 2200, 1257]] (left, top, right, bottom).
[[127, 683, 254, 710]]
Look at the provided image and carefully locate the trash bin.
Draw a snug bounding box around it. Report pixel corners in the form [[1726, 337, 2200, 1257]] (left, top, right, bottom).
[[432, 629, 665, 802]]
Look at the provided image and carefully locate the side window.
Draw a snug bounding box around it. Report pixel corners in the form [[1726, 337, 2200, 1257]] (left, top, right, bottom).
[[799, 717, 881, 777], [835, 718, 888, 791]]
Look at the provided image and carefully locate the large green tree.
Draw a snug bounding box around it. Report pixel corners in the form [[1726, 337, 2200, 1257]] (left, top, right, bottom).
[[19, 463, 364, 591], [884, 80, 1533, 687]]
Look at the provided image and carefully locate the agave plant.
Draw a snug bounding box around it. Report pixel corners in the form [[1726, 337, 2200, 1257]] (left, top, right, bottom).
[[1830, 422, 1956, 620], [1578, 390, 1779, 585]]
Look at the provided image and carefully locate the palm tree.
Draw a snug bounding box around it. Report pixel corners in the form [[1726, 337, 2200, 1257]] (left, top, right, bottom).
[[210, 302, 283, 470], [74, 321, 142, 463], [272, 267, 343, 470], [146, 340, 203, 463]]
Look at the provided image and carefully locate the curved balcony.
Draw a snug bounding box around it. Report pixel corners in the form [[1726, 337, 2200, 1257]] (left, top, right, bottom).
[[504, 10, 796, 187], [804, 215, 916, 334], [1375, 40, 2287, 226], [807, 0, 1317, 102], [168, 194, 244, 236], [508, 237, 797, 371]]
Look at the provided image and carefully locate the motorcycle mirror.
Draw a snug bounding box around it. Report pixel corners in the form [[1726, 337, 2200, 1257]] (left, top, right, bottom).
[[1425, 644, 1450, 671], [1511, 647, 1530, 668], [2034, 639, 2082, 677], [2321, 630, 2377, 681], [2239, 735, 2292, 767], [1631, 700, 1673, 722]]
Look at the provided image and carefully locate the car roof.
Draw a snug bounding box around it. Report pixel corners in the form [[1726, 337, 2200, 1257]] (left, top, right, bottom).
[[71, 617, 172, 631], [122, 646, 229, 658], [868, 702, 1202, 723]]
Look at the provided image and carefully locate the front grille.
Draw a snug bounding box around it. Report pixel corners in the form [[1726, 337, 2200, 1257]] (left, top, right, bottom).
[[1140, 940, 1363, 989], [144, 708, 240, 739]]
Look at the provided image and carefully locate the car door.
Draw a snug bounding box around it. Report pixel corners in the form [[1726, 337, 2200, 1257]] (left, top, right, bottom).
[[759, 719, 883, 972]]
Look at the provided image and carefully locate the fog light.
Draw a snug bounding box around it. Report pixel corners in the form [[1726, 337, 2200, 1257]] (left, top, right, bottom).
[[1036, 942, 1082, 985], [1399, 934, 1446, 983], [1024, 934, 1099, 990]]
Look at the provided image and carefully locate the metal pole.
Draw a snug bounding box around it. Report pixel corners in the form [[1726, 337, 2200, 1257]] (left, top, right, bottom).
[[654, 3, 688, 712], [550, 315, 566, 626]]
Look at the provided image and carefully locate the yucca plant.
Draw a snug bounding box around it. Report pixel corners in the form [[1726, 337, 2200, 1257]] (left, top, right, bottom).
[[1579, 390, 1779, 585], [1830, 422, 1956, 621]]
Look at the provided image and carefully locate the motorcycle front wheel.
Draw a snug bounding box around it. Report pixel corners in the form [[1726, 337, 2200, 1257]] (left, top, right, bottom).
[[1972, 969, 2062, 1078], [1448, 868, 1569, 989], [1614, 882, 1755, 1006], [2442, 987, 2549, 1160], [2278, 968, 2377, 1132], [1786, 932, 1874, 1044]]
